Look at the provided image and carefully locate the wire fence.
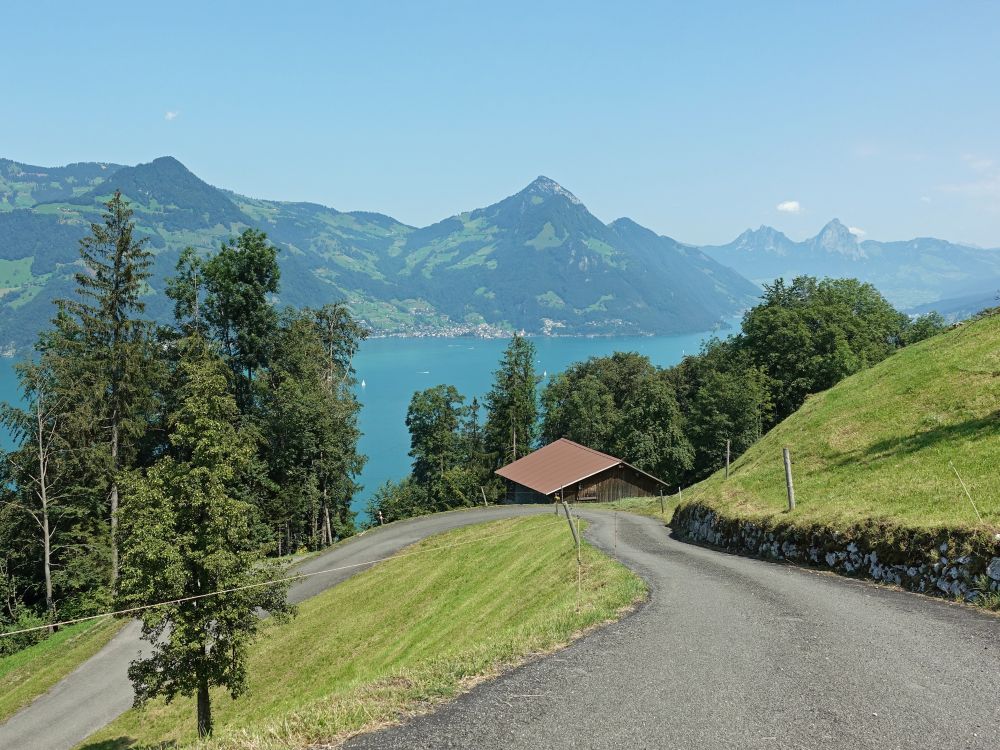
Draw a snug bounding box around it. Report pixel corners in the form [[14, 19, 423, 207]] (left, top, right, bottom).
[[1, 516, 568, 639]]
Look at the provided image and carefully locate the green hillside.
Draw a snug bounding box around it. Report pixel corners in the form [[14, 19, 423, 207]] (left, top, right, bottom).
[[80, 516, 644, 750], [0, 157, 760, 352], [679, 311, 1000, 531]]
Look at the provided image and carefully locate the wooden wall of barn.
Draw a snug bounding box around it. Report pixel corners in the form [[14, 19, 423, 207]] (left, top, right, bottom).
[[559, 465, 662, 503], [504, 480, 552, 504]]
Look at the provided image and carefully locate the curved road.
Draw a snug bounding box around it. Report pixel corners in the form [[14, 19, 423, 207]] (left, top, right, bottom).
[[347, 511, 1000, 750], [3, 507, 999, 749], [0, 506, 553, 750]]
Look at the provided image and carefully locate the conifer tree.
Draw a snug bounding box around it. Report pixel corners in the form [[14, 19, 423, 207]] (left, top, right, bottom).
[[56, 191, 157, 584], [484, 335, 539, 467], [165, 246, 206, 336]]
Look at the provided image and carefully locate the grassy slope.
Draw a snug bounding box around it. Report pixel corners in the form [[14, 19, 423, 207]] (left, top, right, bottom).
[[0, 619, 124, 722], [81, 515, 645, 750], [680, 313, 1000, 532]]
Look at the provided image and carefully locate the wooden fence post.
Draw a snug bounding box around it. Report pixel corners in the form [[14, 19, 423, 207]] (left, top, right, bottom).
[[562, 501, 580, 555], [783, 447, 795, 511], [725, 439, 731, 479], [659, 489, 665, 515]]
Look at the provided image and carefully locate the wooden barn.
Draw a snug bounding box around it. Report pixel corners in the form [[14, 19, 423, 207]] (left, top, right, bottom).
[[495, 438, 666, 504]]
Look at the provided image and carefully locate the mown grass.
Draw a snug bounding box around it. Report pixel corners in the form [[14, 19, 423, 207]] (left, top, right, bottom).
[[681, 313, 1000, 532], [80, 515, 645, 750], [0, 618, 124, 722]]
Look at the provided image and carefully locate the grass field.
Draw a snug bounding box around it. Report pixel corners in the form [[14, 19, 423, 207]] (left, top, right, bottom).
[[80, 515, 645, 750], [680, 312, 1000, 532], [0, 619, 124, 723]]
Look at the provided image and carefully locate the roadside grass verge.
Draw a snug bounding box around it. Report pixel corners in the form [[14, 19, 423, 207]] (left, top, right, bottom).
[[80, 515, 645, 750], [0, 618, 124, 723], [586, 494, 682, 522], [681, 312, 1000, 532]]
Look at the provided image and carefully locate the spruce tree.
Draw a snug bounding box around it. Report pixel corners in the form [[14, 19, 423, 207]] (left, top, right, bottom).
[[57, 191, 157, 585], [484, 335, 540, 467], [165, 246, 206, 336]]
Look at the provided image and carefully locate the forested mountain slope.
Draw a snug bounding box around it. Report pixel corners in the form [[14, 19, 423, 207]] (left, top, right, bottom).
[[0, 157, 760, 351]]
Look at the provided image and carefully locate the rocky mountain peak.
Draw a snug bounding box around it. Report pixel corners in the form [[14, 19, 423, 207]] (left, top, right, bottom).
[[521, 175, 582, 205], [813, 218, 865, 257]]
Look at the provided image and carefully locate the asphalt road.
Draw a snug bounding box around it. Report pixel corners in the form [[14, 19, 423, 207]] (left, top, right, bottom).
[[346, 510, 1000, 750], [0, 505, 552, 750]]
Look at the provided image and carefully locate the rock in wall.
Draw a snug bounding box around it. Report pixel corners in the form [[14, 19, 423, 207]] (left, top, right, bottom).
[[672, 504, 1000, 602]]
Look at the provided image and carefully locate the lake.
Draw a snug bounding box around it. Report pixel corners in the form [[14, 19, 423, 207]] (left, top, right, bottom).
[[0, 324, 734, 515]]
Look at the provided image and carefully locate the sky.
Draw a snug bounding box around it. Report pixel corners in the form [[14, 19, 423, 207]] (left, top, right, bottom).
[[4, 1, 1000, 246]]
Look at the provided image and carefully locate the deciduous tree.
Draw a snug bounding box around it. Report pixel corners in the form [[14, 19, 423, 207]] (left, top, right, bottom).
[[117, 335, 291, 738]]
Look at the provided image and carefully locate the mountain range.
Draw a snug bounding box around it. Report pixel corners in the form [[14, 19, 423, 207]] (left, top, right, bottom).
[[3, 155, 1000, 355], [702, 219, 1000, 309], [0, 157, 758, 353]]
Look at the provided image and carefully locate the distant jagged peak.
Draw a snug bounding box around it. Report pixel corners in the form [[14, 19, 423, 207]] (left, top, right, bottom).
[[817, 217, 854, 239], [519, 175, 582, 205], [737, 224, 791, 241], [812, 218, 866, 257], [729, 224, 794, 253]]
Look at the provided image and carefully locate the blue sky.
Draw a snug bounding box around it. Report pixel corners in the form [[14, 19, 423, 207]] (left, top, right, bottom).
[[4, 1, 999, 246]]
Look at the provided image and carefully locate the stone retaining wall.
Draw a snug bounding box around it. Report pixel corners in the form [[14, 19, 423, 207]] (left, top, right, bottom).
[[672, 503, 1000, 601]]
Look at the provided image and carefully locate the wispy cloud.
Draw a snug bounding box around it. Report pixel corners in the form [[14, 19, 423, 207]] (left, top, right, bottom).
[[776, 200, 801, 214], [920, 196, 932, 203], [853, 143, 880, 158], [940, 154, 1000, 209], [164, 110, 180, 121], [848, 226, 866, 238], [940, 173, 1000, 199], [962, 153, 994, 172]]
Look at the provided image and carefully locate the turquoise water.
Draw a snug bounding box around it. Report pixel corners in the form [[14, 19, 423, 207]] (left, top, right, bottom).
[[0, 323, 735, 513], [352, 325, 733, 510]]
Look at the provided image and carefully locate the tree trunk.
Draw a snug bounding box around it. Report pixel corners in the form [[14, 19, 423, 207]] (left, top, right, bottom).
[[41, 509, 54, 630], [36, 397, 56, 630], [110, 418, 119, 584], [323, 501, 333, 546], [197, 674, 212, 737], [311, 503, 319, 549]]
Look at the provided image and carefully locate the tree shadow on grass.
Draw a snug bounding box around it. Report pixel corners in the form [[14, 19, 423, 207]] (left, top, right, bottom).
[[829, 412, 999, 469], [78, 739, 177, 750]]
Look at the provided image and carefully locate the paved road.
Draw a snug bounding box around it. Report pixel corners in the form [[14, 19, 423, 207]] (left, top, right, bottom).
[[0, 505, 553, 750], [346, 511, 1000, 750]]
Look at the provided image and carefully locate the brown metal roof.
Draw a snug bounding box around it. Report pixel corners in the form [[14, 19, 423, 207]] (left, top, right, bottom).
[[495, 438, 661, 496]]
